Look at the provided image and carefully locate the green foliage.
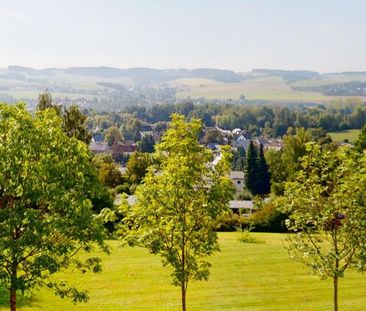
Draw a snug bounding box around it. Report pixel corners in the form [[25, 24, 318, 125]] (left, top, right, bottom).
[[137, 135, 155, 153], [354, 124, 366, 153], [277, 143, 366, 311], [202, 128, 224, 144], [236, 189, 253, 200], [237, 226, 265, 244], [245, 141, 258, 194], [37, 91, 61, 114], [214, 212, 249, 232], [120, 114, 233, 311], [249, 202, 287, 232], [257, 144, 271, 195], [245, 142, 270, 196], [0, 103, 108, 310], [92, 154, 124, 188], [62, 105, 92, 144], [104, 126, 123, 146], [125, 151, 153, 186], [37, 93, 90, 144]]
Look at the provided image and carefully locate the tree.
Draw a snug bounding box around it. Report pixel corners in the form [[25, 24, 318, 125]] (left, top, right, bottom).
[[62, 105, 92, 144], [201, 128, 224, 144], [37, 93, 90, 144], [104, 126, 123, 146], [278, 143, 366, 311], [256, 144, 271, 195], [245, 141, 258, 194], [36, 91, 60, 113], [121, 114, 233, 311], [0, 103, 108, 311], [125, 151, 153, 185], [137, 135, 155, 153], [354, 123, 366, 153]]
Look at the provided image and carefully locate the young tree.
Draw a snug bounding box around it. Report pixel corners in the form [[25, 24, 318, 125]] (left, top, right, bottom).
[[121, 114, 233, 311], [278, 143, 366, 311], [0, 103, 108, 311], [245, 141, 258, 194]]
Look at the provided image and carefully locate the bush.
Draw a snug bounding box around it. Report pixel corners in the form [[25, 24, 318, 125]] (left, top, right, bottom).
[[249, 202, 287, 232], [236, 189, 253, 200], [215, 212, 250, 231]]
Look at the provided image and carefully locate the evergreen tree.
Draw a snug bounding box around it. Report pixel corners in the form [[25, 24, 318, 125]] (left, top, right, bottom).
[[257, 144, 271, 195], [245, 141, 258, 194]]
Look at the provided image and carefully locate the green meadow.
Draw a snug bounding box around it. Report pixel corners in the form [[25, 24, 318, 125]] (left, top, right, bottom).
[[329, 129, 361, 143], [3, 233, 365, 311]]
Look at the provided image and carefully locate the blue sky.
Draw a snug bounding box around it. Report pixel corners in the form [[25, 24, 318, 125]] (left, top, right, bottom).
[[0, 0, 365, 72]]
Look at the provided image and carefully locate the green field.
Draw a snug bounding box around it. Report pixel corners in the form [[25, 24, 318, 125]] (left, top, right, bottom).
[[329, 129, 361, 143], [3, 233, 365, 311], [172, 76, 366, 102]]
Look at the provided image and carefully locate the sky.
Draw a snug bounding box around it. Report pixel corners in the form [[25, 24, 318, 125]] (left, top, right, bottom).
[[0, 0, 365, 72]]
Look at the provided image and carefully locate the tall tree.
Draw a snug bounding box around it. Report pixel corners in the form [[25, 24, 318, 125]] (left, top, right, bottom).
[[245, 141, 258, 194], [36, 91, 60, 113], [0, 103, 108, 311], [62, 105, 92, 144], [121, 114, 233, 311], [104, 126, 123, 146], [37, 93, 90, 144], [256, 144, 271, 195], [278, 143, 366, 311]]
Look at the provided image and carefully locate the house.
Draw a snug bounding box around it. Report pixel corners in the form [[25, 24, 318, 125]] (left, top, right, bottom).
[[233, 135, 250, 152], [230, 170, 245, 192], [264, 139, 284, 151], [111, 141, 136, 162], [89, 141, 110, 154], [229, 200, 254, 216]]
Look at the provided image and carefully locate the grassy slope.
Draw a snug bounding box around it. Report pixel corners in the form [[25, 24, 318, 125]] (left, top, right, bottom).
[[329, 129, 361, 143], [4, 233, 364, 311]]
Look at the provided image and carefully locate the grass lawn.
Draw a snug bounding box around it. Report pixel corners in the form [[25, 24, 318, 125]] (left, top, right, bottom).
[[3, 233, 365, 311], [329, 129, 361, 143]]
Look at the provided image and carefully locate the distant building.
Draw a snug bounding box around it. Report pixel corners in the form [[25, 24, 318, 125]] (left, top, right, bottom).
[[234, 135, 250, 151], [89, 141, 110, 154], [230, 170, 245, 192], [229, 200, 254, 216]]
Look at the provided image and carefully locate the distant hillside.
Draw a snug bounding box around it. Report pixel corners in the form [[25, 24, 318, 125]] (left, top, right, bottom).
[[252, 69, 320, 83], [6, 66, 245, 84]]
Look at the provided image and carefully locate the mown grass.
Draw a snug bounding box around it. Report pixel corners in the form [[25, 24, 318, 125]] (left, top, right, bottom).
[[2, 233, 365, 311], [329, 129, 361, 143]]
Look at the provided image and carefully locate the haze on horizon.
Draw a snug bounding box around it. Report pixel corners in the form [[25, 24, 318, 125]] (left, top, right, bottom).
[[0, 0, 365, 73]]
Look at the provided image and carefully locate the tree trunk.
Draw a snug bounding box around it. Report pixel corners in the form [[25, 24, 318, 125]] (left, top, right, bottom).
[[181, 283, 186, 311], [333, 276, 338, 311], [10, 261, 17, 311], [10, 288, 16, 311]]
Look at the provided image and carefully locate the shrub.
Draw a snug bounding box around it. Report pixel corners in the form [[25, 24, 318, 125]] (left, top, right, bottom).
[[236, 189, 253, 200], [249, 202, 287, 232], [215, 212, 250, 231]]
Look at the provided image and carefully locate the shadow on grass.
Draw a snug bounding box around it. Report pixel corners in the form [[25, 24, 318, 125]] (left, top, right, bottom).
[[0, 287, 39, 309]]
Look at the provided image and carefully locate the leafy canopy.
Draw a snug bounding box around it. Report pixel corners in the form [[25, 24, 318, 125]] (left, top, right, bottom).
[[121, 114, 234, 310], [0, 103, 108, 308]]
